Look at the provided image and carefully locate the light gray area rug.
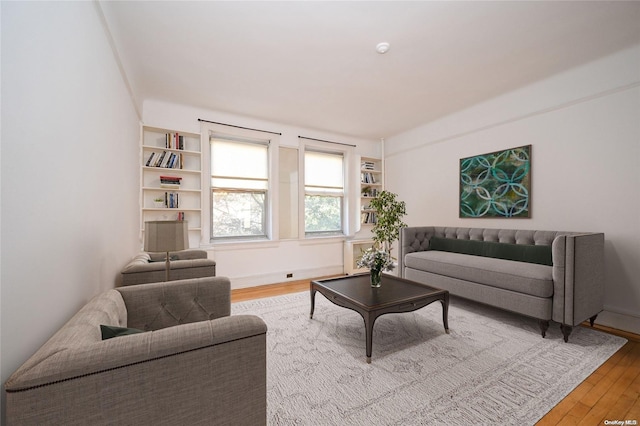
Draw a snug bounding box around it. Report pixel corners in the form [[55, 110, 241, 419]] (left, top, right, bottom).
[[232, 291, 626, 425]]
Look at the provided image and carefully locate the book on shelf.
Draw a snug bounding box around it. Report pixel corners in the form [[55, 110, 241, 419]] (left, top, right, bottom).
[[361, 161, 376, 170], [176, 211, 185, 221], [145, 152, 184, 169], [165, 133, 185, 150], [160, 175, 182, 188], [160, 175, 182, 183], [361, 172, 377, 184], [145, 152, 156, 167], [164, 192, 180, 209], [361, 212, 377, 224]]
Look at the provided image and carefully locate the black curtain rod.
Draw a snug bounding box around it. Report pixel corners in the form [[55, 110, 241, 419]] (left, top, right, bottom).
[[198, 119, 282, 136], [298, 135, 356, 148]]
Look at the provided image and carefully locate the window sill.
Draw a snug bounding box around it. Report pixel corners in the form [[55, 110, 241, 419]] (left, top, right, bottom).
[[300, 235, 346, 246], [199, 235, 346, 250]]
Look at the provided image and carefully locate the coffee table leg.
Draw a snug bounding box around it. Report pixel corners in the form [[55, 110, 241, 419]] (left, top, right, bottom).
[[364, 313, 375, 364], [310, 288, 316, 319], [441, 293, 450, 334]]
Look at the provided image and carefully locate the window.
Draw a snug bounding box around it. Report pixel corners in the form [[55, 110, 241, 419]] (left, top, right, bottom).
[[304, 149, 344, 236], [211, 137, 269, 240]]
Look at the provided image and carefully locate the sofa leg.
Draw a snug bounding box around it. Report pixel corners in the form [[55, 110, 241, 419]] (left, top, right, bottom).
[[589, 314, 598, 327], [539, 320, 550, 338], [560, 324, 573, 342]]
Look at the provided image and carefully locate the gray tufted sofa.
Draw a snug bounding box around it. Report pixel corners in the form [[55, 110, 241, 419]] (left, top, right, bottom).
[[399, 226, 605, 342], [4, 277, 267, 425]]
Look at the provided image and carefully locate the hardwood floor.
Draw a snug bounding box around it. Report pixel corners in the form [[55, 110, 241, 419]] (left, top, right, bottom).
[[231, 279, 640, 425]]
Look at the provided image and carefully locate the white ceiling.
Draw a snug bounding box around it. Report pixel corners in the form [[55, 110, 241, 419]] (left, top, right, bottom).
[[100, 1, 640, 139]]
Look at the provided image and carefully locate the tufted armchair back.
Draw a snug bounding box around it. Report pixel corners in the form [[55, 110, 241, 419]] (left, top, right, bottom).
[[117, 276, 230, 331]]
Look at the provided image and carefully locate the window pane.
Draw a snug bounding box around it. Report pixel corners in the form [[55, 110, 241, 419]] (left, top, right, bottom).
[[212, 191, 266, 238], [212, 139, 267, 180], [305, 195, 342, 233], [305, 151, 343, 189]]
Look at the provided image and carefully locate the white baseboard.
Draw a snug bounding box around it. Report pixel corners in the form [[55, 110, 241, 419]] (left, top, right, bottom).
[[229, 265, 344, 290], [596, 306, 640, 335]]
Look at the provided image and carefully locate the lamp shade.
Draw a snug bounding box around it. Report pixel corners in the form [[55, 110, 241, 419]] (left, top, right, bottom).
[[144, 221, 189, 253]]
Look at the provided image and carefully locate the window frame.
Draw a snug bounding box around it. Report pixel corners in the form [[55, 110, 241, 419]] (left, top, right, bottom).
[[201, 123, 277, 245], [300, 141, 351, 239]]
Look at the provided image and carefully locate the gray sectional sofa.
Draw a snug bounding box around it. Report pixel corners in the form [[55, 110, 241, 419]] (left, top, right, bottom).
[[399, 226, 605, 342], [4, 277, 267, 425]]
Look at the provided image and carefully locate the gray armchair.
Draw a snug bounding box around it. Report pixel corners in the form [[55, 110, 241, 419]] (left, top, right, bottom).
[[120, 249, 216, 286], [4, 277, 267, 425]]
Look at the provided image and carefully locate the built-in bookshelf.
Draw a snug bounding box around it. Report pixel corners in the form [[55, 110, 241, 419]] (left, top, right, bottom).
[[344, 156, 384, 274], [141, 126, 202, 245], [360, 157, 383, 227]]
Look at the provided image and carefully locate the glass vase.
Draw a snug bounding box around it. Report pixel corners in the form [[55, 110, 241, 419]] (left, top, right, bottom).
[[370, 269, 382, 288]]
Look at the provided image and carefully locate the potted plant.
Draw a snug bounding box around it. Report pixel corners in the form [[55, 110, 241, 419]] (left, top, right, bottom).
[[368, 190, 407, 254], [153, 197, 165, 208]]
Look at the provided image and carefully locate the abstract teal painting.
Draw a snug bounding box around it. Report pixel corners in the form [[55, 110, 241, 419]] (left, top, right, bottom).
[[460, 145, 531, 218]]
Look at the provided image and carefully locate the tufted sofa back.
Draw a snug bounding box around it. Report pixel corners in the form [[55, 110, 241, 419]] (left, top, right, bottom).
[[401, 226, 577, 255]]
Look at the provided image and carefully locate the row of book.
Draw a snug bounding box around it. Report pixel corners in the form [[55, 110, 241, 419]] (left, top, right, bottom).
[[361, 212, 377, 224], [145, 151, 184, 169], [361, 172, 378, 184], [162, 192, 180, 209], [160, 175, 182, 189], [361, 161, 376, 171], [166, 133, 186, 150]]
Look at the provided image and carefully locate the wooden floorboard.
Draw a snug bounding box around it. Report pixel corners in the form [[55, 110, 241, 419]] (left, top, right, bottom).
[[231, 279, 640, 426]]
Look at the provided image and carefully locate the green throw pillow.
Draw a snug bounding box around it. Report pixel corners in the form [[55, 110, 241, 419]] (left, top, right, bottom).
[[429, 237, 552, 266], [100, 324, 145, 340]]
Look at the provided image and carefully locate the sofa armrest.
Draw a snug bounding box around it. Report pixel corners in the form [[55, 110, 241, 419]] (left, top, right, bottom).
[[399, 226, 435, 277], [117, 277, 231, 330], [551, 233, 605, 326]]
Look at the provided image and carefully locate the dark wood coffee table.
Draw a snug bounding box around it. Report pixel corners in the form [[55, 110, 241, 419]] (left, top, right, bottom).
[[310, 274, 449, 363]]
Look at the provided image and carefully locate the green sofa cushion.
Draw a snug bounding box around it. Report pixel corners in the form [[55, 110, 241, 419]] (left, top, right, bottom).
[[429, 237, 552, 266], [100, 325, 145, 340]]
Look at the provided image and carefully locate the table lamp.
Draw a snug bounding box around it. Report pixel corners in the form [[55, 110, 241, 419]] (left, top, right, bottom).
[[144, 220, 189, 281]]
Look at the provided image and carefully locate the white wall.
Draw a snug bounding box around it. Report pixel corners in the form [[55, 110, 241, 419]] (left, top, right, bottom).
[[143, 99, 379, 288], [0, 1, 141, 414], [385, 45, 640, 334]]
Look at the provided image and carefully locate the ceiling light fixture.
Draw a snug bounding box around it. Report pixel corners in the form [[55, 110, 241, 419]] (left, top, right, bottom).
[[375, 42, 390, 54]]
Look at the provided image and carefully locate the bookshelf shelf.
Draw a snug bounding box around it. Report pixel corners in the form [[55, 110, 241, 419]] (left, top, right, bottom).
[[360, 156, 383, 227], [140, 126, 202, 247], [344, 156, 384, 274]]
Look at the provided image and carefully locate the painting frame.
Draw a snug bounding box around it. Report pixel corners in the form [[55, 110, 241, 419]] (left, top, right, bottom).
[[459, 145, 532, 219]]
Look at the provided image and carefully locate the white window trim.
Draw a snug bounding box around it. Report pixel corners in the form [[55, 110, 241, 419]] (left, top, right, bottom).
[[200, 122, 280, 246], [299, 138, 355, 239]]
